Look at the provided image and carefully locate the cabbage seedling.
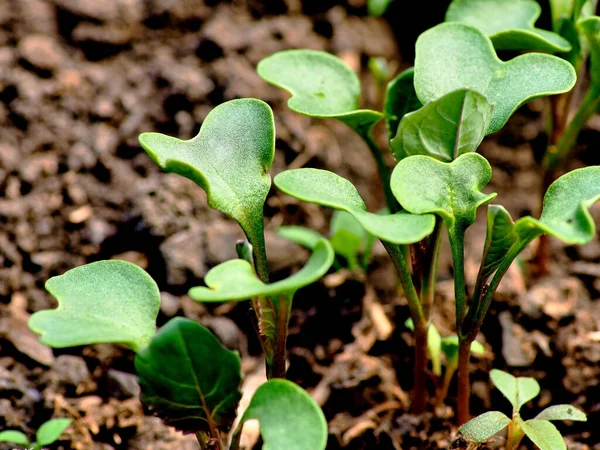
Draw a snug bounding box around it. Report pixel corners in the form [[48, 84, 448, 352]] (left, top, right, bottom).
[[28, 260, 328, 450], [0, 418, 71, 450], [460, 369, 587, 450]]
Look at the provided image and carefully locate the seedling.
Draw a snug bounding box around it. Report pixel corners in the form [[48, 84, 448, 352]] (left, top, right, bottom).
[[28, 260, 328, 450], [460, 369, 587, 450], [0, 418, 71, 450]]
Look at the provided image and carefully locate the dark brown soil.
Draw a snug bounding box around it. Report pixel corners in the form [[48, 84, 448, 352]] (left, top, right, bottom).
[[1, 1, 599, 449]]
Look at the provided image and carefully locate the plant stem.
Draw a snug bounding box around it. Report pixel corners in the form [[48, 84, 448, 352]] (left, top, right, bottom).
[[436, 362, 457, 406], [419, 218, 443, 319], [251, 231, 270, 284], [456, 338, 472, 425], [196, 432, 208, 450], [359, 130, 399, 213], [448, 227, 468, 336], [412, 321, 428, 414], [268, 295, 291, 379]]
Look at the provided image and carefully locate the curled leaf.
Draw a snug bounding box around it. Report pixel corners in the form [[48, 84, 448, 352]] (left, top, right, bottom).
[[274, 168, 435, 244], [134, 317, 242, 434], [189, 239, 334, 302], [29, 260, 160, 353], [390, 89, 493, 161], [446, 0, 571, 52], [415, 22, 576, 133]]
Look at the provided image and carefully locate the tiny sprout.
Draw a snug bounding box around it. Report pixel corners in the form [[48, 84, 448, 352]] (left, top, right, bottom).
[[0, 418, 72, 450]]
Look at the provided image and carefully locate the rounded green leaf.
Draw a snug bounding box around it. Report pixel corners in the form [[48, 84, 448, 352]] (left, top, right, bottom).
[[134, 317, 242, 434], [446, 0, 572, 52], [384, 67, 422, 140], [189, 239, 334, 302], [36, 418, 72, 446], [368, 0, 394, 16], [274, 168, 435, 244], [414, 22, 576, 133], [391, 153, 497, 231], [491, 369, 540, 413], [535, 404, 587, 422], [139, 99, 274, 250], [515, 166, 600, 244], [459, 411, 511, 442], [390, 89, 493, 161], [29, 260, 160, 353], [518, 418, 567, 450], [0, 430, 30, 446], [257, 50, 383, 133], [233, 379, 327, 450]]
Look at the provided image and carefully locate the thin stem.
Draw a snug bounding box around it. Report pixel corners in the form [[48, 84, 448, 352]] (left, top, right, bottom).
[[448, 227, 468, 337], [359, 130, 399, 213], [196, 432, 208, 450], [251, 230, 270, 284], [383, 242, 423, 324], [412, 322, 428, 414], [419, 218, 443, 319], [456, 338, 472, 425], [436, 361, 457, 406], [267, 295, 291, 379]]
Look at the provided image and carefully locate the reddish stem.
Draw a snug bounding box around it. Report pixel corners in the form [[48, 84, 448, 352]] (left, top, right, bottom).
[[411, 323, 428, 414], [456, 339, 472, 425]]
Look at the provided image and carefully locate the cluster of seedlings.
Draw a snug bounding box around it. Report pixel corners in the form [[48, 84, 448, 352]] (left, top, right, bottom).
[[4, 0, 597, 448]]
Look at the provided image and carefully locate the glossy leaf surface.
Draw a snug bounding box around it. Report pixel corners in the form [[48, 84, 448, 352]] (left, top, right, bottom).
[[139, 99, 274, 249], [275, 168, 435, 244], [446, 0, 571, 52], [36, 419, 72, 446], [233, 379, 327, 450], [29, 261, 160, 352], [517, 418, 566, 450], [384, 67, 422, 139], [415, 23, 576, 133], [189, 239, 334, 301], [391, 89, 493, 161], [491, 369, 540, 413], [459, 411, 511, 442], [135, 318, 242, 433], [257, 50, 383, 132], [535, 404, 587, 421], [391, 153, 496, 231], [0, 431, 29, 446]]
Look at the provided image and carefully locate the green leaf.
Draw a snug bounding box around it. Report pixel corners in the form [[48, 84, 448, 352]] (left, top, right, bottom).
[[390, 89, 493, 161], [414, 22, 576, 133], [139, 98, 274, 254], [0, 430, 30, 446], [189, 239, 334, 302], [257, 50, 383, 133], [515, 166, 600, 244], [476, 205, 517, 288], [517, 418, 567, 450], [391, 153, 496, 232], [440, 336, 485, 365], [384, 67, 422, 140], [29, 260, 160, 353], [232, 379, 327, 450], [578, 17, 600, 86], [405, 319, 443, 376], [490, 369, 540, 413], [330, 210, 371, 269], [535, 404, 587, 421], [367, 0, 394, 16], [446, 0, 572, 52], [36, 418, 72, 446], [134, 317, 242, 434], [276, 226, 325, 250], [459, 411, 511, 442], [274, 168, 435, 244]]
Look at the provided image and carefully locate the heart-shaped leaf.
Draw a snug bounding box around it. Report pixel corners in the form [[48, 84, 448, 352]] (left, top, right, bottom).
[[391, 153, 496, 232], [29, 260, 160, 353], [274, 168, 436, 244], [459, 411, 511, 442], [0, 431, 30, 446], [134, 317, 242, 434], [257, 50, 383, 133], [36, 419, 72, 447], [139, 99, 274, 257], [446, 0, 572, 52], [491, 369, 540, 413], [189, 239, 334, 302], [415, 22, 576, 133], [232, 379, 327, 450], [517, 418, 566, 450], [384, 67, 422, 140], [515, 166, 600, 244], [579, 16, 600, 86], [535, 404, 587, 422], [390, 89, 493, 161]]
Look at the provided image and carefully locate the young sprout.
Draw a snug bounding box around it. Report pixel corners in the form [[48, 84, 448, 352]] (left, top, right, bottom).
[[0, 418, 71, 450], [460, 369, 587, 450], [28, 261, 328, 450]]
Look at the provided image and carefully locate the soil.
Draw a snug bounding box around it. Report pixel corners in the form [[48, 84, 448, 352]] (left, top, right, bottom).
[[0, 0, 599, 449]]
